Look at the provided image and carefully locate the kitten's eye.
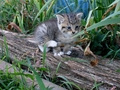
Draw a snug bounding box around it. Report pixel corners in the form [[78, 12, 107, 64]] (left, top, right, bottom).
[[67, 26, 71, 30], [75, 26, 80, 29]]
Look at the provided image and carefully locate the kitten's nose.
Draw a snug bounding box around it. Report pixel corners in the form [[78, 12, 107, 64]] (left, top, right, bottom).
[[72, 32, 75, 34]]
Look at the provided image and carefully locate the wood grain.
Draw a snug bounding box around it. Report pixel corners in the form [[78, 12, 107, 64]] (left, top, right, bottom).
[[0, 29, 120, 90]]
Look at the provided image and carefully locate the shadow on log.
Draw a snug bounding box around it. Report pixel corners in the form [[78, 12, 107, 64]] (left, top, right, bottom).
[[0, 29, 120, 90]]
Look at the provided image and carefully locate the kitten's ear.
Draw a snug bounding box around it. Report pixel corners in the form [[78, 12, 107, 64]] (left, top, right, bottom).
[[76, 13, 83, 19], [56, 14, 65, 24]]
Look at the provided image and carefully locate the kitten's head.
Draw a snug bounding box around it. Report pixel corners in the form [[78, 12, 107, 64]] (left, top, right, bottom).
[[56, 13, 83, 36]]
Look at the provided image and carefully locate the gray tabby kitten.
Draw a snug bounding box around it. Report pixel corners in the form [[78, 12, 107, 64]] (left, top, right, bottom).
[[35, 13, 83, 56]]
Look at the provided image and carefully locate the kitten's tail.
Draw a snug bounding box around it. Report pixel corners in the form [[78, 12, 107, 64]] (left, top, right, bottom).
[[26, 37, 38, 44]]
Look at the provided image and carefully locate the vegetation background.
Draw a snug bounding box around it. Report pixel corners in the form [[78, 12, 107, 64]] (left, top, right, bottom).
[[0, 0, 120, 90]]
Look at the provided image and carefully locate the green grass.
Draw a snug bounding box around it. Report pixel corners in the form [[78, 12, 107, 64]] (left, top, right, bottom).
[[1, 35, 81, 90], [0, 70, 34, 90], [76, 0, 120, 60], [0, 0, 57, 34], [0, 0, 120, 90]]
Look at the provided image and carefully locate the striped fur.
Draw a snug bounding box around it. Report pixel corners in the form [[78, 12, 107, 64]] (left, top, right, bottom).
[[34, 13, 83, 55]]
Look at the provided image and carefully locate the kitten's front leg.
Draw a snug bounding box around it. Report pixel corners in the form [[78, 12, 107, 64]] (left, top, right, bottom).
[[38, 40, 57, 52], [46, 40, 57, 47], [53, 44, 72, 56], [53, 47, 64, 56], [63, 44, 72, 55]]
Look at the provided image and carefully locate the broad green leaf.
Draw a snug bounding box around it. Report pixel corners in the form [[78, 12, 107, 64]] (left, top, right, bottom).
[[87, 17, 120, 31], [73, 17, 120, 38]]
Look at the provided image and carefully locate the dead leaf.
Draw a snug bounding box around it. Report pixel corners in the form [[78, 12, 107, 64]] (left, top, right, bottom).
[[7, 22, 22, 33], [90, 58, 98, 66], [84, 42, 99, 66], [84, 42, 91, 55], [105, 24, 113, 31], [84, 42, 97, 58], [75, 38, 89, 44], [102, 4, 116, 19]]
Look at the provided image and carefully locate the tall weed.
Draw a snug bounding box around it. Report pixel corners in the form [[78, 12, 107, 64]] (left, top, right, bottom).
[[76, 0, 120, 59]]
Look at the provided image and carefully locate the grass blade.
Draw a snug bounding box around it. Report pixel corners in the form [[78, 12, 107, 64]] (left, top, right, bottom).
[[30, 66, 46, 90], [33, 0, 53, 23], [3, 36, 9, 61], [42, 45, 46, 67]]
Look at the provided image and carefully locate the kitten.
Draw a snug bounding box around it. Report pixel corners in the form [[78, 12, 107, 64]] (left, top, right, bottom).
[[34, 13, 83, 56]]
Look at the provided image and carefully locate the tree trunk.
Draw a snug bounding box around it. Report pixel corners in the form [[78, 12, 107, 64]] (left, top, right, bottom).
[[0, 29, 120, 90]]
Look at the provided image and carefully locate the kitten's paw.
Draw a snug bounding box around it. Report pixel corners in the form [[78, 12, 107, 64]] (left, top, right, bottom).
[[47, 40, 57, 47], [65, 51, 72, 55], [54, 52, 64, 56], [58, 52, 64, 56]]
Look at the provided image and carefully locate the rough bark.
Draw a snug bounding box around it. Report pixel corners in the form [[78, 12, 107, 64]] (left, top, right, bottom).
[[0, 29, 120, 90]]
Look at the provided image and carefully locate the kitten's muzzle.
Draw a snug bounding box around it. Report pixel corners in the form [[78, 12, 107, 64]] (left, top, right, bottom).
[[72, 31, 75, 34]]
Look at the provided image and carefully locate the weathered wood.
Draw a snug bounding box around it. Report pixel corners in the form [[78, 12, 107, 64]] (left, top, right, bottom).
[[0, 29, 120, 90], [0, 60, 67, 90]]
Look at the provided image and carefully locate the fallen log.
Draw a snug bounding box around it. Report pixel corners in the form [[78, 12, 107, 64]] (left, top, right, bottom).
[[0, 29, 120, 90], [0, 60, 66, 90]]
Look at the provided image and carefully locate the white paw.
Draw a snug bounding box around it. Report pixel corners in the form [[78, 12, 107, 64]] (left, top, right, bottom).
[[54, 53, 57, 56], [47, 40, 57, 47], [65, 51, 71, 55], [54, 52, 64, 56], [58, 52, 64, 56]]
